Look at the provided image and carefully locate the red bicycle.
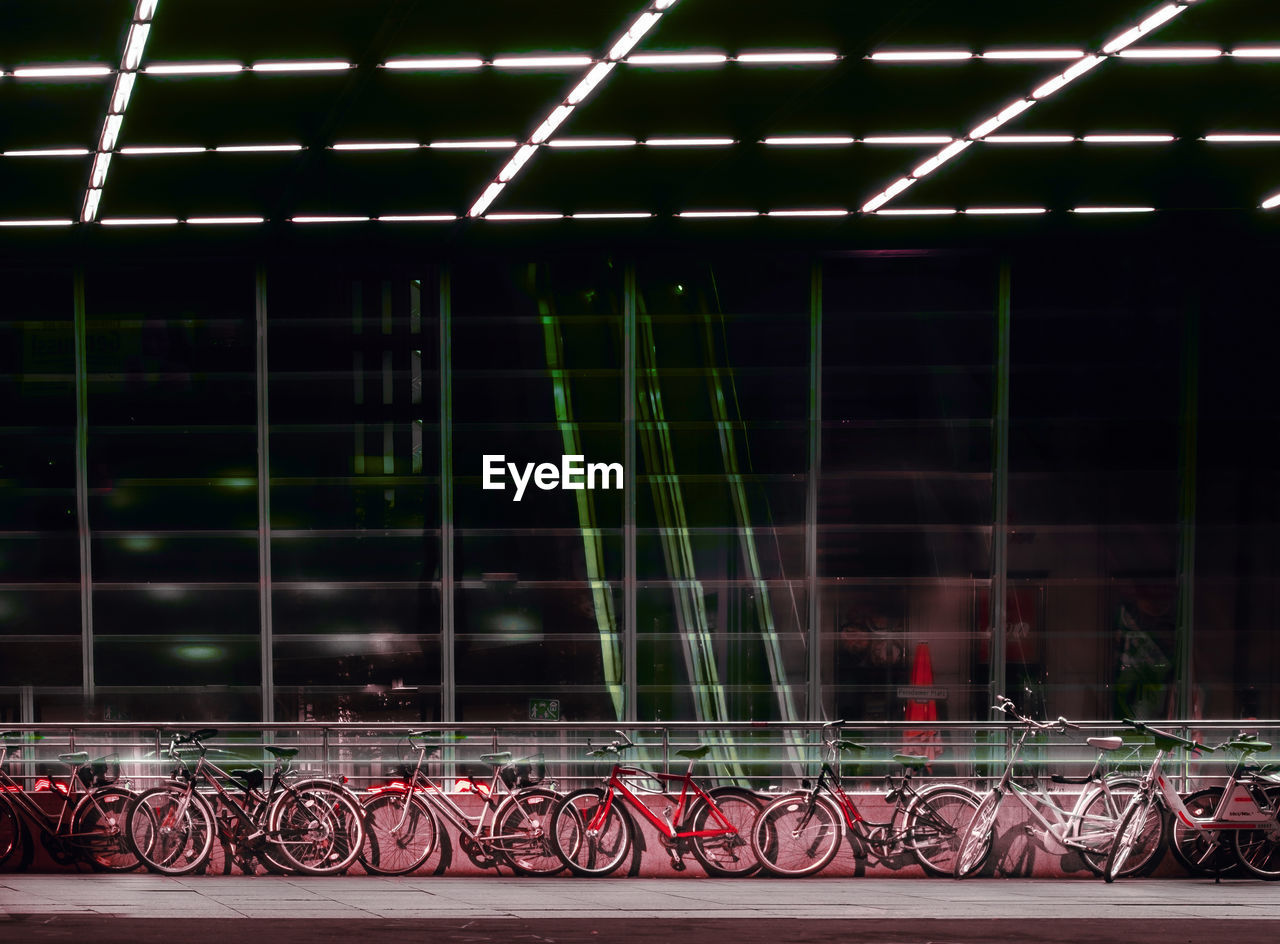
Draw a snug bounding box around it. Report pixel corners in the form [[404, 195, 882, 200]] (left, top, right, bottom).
[[550, 730, 762, 877]]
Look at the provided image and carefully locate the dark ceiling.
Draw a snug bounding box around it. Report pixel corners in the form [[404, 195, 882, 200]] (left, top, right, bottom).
[[1, 0, 1278, 254]]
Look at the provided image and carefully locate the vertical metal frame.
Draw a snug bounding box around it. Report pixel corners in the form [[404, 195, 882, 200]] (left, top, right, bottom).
[[1175, 300, 1199, 719], [806, 262, 822, 720], [72, 269, 94, 705], [255, 266, 274, 722], [439, 267, 455, 723], [623, 262, 638, 721], [990, 261, 1012, 712]]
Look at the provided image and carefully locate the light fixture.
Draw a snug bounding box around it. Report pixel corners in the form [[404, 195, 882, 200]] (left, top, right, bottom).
[[0, 219, 75, 227], [964, 207, 1048, 215], [119, 145, 206, 154], [492, 56, 593, 68], [762, 136, 855, 146], [571, 212, 653, 219], [1118, 47, 1221, 58], [982, 135, 1075, 143], [1031, 55, 1104, 99], [1262, 192, 1280, 209], [766, 209, 849, 217], [626, 53, 726, 65], [643, 137, 734, 146], [122, 23, 151, 71], [332, 141, 420, 150], [137, 0, 159, 19], [875, 208, 957, 216], [969, 99, 1034, 139], [215, 144, 304, 152], [144, 62, 244, 75], [186, 216, 265, 224], [547, 138, 637, 147], [566, 61, 616, 105], [981, 49, 1084, 60], [376, 214, 458, 222], [82, 189, 102, 221], [1071, 206, 1157, 213], [99, 217, 180, 225], [609, 12, 661, 61], [13, 65, 114, 78], [1101, 3, 1188, 55], [1204, 134, 1280, 142], [912, 139, 971, 178], [468, 182, 506, 218], [428, 139, 519, 149], [870, 51, 972, 61], [736, 51, 838, 64], [1081, 134, 1175, 143], [100, 114, 124, 151], [677, 210, 759, 218], [484, 213, 564, 221], [383, 58, 485, 69], [530, 105, 574, 144], [2, 148, 91, 157], [111, 71, 136, 112], [497, 144, 538, 181], [861, 136, 954, 145], [290, 215, 370, 222], [862, 177, 915, 212], [251, 61, 351, 72], [1231, 47, 1280, 58], [90, 153, 111, 187]]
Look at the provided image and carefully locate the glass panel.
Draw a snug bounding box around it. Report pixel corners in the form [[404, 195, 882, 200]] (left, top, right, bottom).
[[273, 635, 440, 687]]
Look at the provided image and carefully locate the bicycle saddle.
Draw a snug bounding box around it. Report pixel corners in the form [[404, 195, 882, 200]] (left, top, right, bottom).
[[893, 753, 930, 770], [1087, 737, 1124, 751], [264, 746, 298, 759], [675, 745, 712, 760], [58, 751, 90, 765], [479, 752, 513, 765]]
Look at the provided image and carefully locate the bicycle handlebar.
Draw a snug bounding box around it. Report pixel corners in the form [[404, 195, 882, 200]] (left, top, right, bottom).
[[1122, 718, 1212, 753], [586, 730, 637, 758], [992, 697, 1078, 734]]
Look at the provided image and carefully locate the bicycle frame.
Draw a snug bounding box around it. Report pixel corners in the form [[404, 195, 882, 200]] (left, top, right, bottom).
[[1145, 748, 1280, 833], [590, 762, 736, 842], [0, 744, 121, 846]]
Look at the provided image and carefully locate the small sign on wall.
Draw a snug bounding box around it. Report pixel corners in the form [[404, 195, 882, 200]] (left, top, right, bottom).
[[529, 698, 561, 721], [897, 686, 948, 701]]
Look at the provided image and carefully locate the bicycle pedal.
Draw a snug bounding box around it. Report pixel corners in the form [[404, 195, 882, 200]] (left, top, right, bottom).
[[669, 859, 686, 872]]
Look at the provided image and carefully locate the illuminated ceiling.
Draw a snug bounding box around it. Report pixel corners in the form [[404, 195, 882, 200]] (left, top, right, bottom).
[[1, 0, 1278, 233]]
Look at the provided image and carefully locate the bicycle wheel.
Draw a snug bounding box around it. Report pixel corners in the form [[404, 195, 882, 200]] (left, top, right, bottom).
[[1232, 786, 1280, 880], [127, 786, 215, 876], [689, 786, 762, 877], [72, 787, 142, 872], [359, 789, 437, 876], [0, 798, 23, 869], [904, 786, 980, 877], [1169, 787, 1238, 875], [751, 792, 842, 877], [491, 788, 563, 876], [551, 788, 632, 877], [1078, 782, 1165, 878], [953, 789, 1001, 879], [269, 783, 365, 876], [1104, 794, 1157, 882]]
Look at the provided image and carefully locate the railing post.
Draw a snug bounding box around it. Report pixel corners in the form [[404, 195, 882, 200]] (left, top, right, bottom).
[[322, 727, 330, 778], [662, 726, 670, 795]]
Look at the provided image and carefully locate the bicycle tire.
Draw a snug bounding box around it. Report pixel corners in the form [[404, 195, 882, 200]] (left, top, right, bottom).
[[551, 788, 632, 877], [904, 786, 981, 877], [689, 786, 762, 877], [359, 789, 438, 876], [1078, 781, 1165, 878], [0, 797, 22, 869], [953, 788, 1001, 879], [1104, 794, 1154, 882], [1169, 787, 1238, 875], [491, 787, 564, 876], [127, 786, 216, 876], [1232, 786, 1280, 880], [268, 782, 365, 876], [751, 792, 842, 877], [72, 786, 142, 872]]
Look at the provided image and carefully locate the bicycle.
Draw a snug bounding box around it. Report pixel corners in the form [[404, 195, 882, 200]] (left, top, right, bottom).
[[955, 696, 1165, 879], [0, 731, 140, 872], [358, 730, 564, 876], [550, 730, 762, 877], [1105, 721, 1280, 881], [126, 728, 364, 876], [751, 722, 982, 877]]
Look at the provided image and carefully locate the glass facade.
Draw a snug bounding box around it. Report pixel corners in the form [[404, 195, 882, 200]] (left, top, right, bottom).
[[0, 252, 1275, 724]]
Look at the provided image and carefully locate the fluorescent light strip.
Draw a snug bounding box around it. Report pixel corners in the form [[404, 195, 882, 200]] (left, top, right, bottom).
[[678, 210, 759, 218], [547, 138, 637, 148], [383, 58, 485, 70], [1081, 134, 1174, 143], [89, 152, 111, 188], [215, 144, 304, 152], [119, 146, 206, 154], [485, 213, 565, 220], [111, 71, 136, 112], [1119, 47, 1221, 58], [964, 207, 1048, 215], [1071, 206, 1156, 214], [875, 208, 957, 216], [332, 141, 420, 150], [0, 219, 75, 227], [644, 137, 734, 146], [1032, 55, 1105, 98], [144, 62, 243, 75], [122, 22, 150, 71], [862, 136, 954, 145], [3, 148, 91, 157], [83, 189, 102, 221], [1262, 192, 1280, 209], [186, 216, 265, 224], [12, 66, 113, 78], [627, 53, 726, 65], [766, 209, 849, 217], [1232, 47, 1280, 58], [492, 56, 593, 68], [251, 61, 351, 72], [969, 99, 1034, 139], [1204, 134, 1280, 142], [137, 0, 158, 19], [762, 136, 854, 146], [981, 49, 1084, 60], [870, 50, 972, 61], [571, 212, 653, 219], [736, 51, 838, 63], [99, 217, 179, 226], [862, 177, 915, 213], [376, 214, 458, 222], [429, 139, 519, 149], [983, 135, 1075, 143], [1101, 3, 1189, 55], [290, 215, 370, 223], [912, 139, 971, 178], [468, 1, 676, 218]]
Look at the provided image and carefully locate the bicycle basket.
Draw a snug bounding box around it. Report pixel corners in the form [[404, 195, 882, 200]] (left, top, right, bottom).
[[499, 753, 545, 789]]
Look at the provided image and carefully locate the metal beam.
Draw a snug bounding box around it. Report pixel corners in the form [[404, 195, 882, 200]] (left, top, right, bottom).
[[990, 261, 1011, 712], [439, 268, 455, 723], [624, 262, 638, 722], [72, 269, 93, 706], [255, 266, 274, 722], [1175, 299, 1199, 719], [807, 262, 823, 720]]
